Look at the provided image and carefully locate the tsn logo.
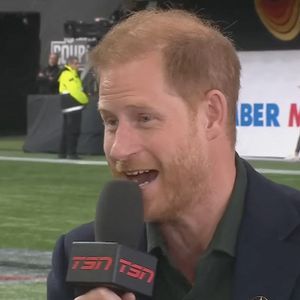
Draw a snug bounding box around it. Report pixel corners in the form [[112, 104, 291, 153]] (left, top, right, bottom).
[[71, 256, 155, 284]]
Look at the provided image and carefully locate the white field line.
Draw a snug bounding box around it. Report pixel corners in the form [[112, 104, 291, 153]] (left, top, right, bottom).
[[0, 249, 50, 283], [256, 168, 300, 175], [244, 156, 287, 161], [0, 156, 107, 166], [0, 155, 300, 175]]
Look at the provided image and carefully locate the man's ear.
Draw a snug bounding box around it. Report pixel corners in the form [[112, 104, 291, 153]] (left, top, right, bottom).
[[203, 89, 228, 141]]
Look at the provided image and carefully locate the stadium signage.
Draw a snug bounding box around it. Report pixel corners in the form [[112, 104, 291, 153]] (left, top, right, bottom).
[[50, 38, 88, 66], [236, 50, 300, 157], [236, 103, 300, 127]]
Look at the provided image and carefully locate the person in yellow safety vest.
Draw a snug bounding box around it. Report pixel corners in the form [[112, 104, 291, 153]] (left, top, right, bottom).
[[57, 56, 89, 159]]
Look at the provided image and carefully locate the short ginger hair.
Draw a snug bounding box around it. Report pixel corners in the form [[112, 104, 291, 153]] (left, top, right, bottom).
[[90, 9, 241, 144]]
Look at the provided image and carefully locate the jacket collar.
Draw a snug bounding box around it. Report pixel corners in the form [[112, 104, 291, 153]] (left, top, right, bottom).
[[233, 161, 300, 300], [64, 64, 77, 74]]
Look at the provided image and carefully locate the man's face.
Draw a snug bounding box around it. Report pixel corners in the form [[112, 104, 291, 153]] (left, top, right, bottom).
[[69, 60, 79, 71], [48, 54, 58, 66], [98, 53, 211, 222]]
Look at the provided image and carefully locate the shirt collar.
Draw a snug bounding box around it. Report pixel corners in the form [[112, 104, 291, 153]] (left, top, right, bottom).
[[207, 154, 247, 257]]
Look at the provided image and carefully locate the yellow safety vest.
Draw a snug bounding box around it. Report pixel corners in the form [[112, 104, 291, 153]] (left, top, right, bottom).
[[58, 65, 89, 105]]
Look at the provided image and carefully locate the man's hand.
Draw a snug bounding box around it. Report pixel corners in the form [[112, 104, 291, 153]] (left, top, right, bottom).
[[74, 288, 136, 300]]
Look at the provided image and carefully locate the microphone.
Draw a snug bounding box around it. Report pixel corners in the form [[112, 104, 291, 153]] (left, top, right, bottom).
[[95, 179, 144, 249], [66, 180, 157, 297]]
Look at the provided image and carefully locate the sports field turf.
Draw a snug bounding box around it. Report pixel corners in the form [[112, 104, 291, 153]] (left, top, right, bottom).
[[0, 136, 300, 299], [0, 283, 45, 300]]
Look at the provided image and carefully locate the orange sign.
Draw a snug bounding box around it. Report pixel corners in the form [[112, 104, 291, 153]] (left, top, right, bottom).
[[255, 0, 300, 40]]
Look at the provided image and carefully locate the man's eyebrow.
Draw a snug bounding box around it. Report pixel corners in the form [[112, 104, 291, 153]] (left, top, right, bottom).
[[99, 104, 154, 112], [125, 104, 154, 111], [98, 108, 112, 115]]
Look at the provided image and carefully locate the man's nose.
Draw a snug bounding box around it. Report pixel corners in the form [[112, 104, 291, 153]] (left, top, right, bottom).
[[108, 124, 140, 162]]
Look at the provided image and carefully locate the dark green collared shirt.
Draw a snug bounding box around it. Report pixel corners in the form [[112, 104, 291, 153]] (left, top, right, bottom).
[[147, 156, 247, 300]]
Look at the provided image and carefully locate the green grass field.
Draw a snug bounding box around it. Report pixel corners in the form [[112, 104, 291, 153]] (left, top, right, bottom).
[[0, 136, 111, 250], [0, 136, 300, 299], [0, 136, 110, 299], [0, 160, 111, 250], [0, 283, 45, 300]]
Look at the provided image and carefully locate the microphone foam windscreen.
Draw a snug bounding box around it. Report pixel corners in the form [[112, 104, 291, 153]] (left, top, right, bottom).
[[95, 180, 144, 249]]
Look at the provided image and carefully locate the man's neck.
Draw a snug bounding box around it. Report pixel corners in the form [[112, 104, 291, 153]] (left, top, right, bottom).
[[158, 205, 224, 282], [158, 152, 236, 283]]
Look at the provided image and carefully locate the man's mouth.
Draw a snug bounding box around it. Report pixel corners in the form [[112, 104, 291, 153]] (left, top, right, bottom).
[[124, 169, 159, 187]]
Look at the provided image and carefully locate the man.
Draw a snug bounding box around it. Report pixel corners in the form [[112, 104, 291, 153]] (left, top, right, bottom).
[[37, 52, 60, 94], [294, 134, 300, 160], [47, 9, 300, 300], [58, 56, 89, 159]]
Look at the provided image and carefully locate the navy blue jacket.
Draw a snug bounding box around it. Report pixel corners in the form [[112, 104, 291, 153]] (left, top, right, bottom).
[[47, 161, 300, 300]]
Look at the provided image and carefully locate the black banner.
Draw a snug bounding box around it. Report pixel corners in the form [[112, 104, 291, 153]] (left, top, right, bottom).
[[23, 95, 104, 155]]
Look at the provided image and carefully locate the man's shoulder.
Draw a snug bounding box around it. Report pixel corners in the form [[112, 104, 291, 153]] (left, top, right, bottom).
[[58, 67, 73, 79], [48, 222, 95, 299], [64, 221, 95, 247], [243, 159, 300, 226], [235, 160, 300, 300], [244, 159, 300, 203]]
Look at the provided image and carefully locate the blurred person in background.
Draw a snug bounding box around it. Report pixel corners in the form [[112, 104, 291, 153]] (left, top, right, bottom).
[[58, 56, 89, 159], [294, 133, 300, 160], [48, 9, 300, 300], [36, 52, 60, 94]]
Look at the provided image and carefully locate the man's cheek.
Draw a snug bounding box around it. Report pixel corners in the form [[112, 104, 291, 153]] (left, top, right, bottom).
[[103, 139, 112, 157]]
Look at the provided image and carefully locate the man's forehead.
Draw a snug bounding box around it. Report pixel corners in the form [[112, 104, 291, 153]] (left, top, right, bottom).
[[97, 52, 164, 77], [99, 72, 116, 89]]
